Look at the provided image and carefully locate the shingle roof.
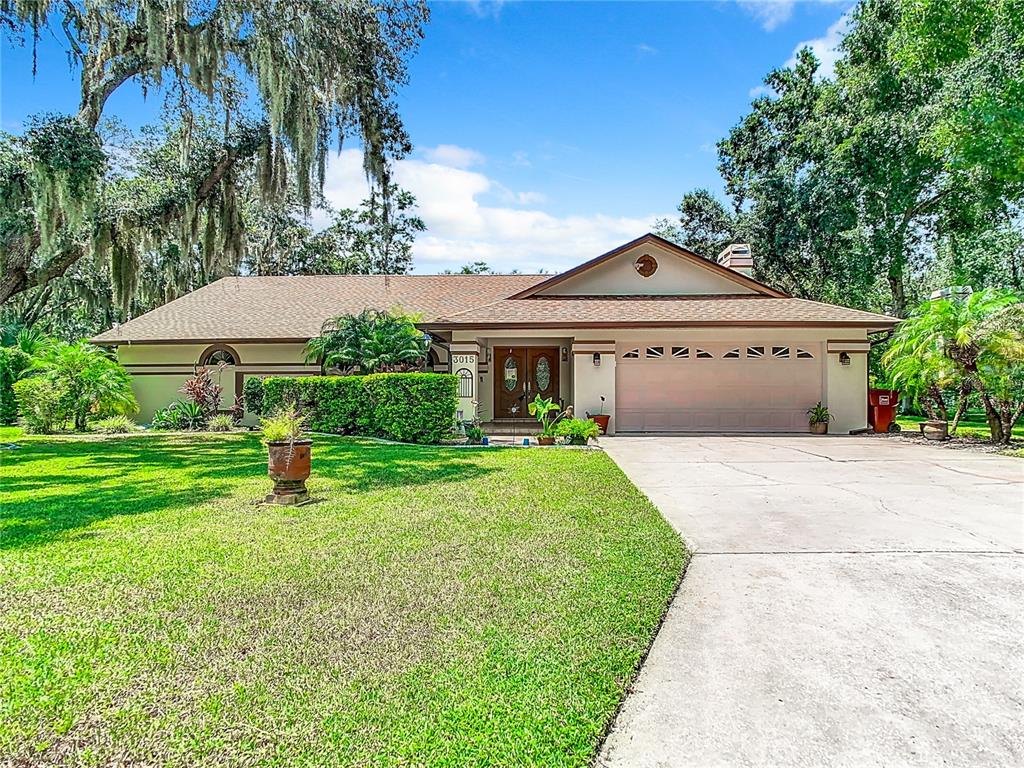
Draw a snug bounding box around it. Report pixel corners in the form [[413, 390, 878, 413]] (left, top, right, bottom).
[[93, 274, 899, 345], [422, 295, 900, 329], [92, 274, 546, 343]]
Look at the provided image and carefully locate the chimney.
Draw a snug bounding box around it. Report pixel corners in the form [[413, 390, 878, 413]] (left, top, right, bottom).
[[717, 243, 753, 277]]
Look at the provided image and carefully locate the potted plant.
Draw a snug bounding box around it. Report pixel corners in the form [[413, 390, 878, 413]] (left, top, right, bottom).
[[261, 407, 312, 505], [586, 396, 610, 435], [528, 394, 562, 445], [556, 417, 600, 446], [807, 402, 832, 434]]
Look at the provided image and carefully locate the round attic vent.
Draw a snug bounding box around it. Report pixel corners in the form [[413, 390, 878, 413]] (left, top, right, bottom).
[[634, 254, 658, 278]]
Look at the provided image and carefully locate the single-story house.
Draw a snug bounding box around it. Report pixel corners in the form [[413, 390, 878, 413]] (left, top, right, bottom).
[[93, 233, 899, 434]]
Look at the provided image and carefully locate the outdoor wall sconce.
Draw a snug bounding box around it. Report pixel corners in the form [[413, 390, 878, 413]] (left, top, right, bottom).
[[839, 352, 851, 366], [593, 352, 601, 366], [561, 347, 568, 362]]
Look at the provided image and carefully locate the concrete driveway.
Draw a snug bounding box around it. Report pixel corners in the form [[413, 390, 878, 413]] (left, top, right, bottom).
[[599, 436, 1023, 768]]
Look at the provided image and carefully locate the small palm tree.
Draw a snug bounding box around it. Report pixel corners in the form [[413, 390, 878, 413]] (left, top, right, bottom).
[[884, 288, 1024, 442], [305, 309, 429, 374], [29, 340, 138, 431]]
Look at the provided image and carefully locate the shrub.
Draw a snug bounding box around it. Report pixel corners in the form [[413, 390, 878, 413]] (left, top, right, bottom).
[[208, 413, 234, 432], [464, 421, 484, 444], [262, 376, 368, 434], [150, 406, 177, 430], [173, 401, 207, 431], [363, 373, 457, 444], [92, 415, 139, 434], [0, 347, 31, 425], [556, 417, 600, 445], [243, 376, 265, 418], [12, 377, 68, 433], [261, 373, 457, 444], [150, 401, 206, 431], [179, 367, 222, 418]]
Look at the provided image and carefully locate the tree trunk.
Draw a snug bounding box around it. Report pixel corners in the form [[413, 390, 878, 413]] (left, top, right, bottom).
[[887, 271, 907, 318], [979, 392, 1005, 443], [949, 382, 972, 436]]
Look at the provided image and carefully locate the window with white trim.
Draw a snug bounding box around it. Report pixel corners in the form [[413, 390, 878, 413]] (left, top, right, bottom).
[[645, 346, 664, 359], [671, 346, 689, 359], [723, 348, 741, 359], [695, 348, 713, 359], [772, 346, 790, 359], [746, 346, 764, 359], [622, 348, 640, 359], [796, 348, 814, 359]]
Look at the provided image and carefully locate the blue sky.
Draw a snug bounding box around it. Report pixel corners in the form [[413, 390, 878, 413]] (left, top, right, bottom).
[[1, 0, 853, 273]]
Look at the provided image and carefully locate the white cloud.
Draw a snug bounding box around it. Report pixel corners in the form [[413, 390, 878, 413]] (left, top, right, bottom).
[[739, 0, 794, 31], [510, 150, 531, 167], [785, 13, 851, 79], [420, 144, 485, 169], [317, 149, 663, 274], [636, 43, 658, 56], [748, 84, 774, 98]]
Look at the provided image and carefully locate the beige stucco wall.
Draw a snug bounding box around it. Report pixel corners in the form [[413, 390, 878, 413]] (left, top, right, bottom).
[[535, 241, 759, 296], [116, 341, 316, 422], [115, 329, 869, 434], [455, 326, 870, 434]]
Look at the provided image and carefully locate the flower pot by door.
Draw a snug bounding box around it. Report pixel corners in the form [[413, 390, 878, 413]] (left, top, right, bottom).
[[266, 439, 312, 504], [589, 414, 610, 435], [537, 436, 556, 446], [809, 421, 828, 435]]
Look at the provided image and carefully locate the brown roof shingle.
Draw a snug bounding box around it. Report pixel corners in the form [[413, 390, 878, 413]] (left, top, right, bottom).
[[422, 295, 900, 329], [92, 274, 545, 343], [93, 276, 899, 344]]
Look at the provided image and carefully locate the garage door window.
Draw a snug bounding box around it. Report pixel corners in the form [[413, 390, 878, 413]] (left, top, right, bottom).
[[796, 348, 814, 359], [723, 348, 741, 359], [746, 346, 764, 358], [772, 346, 790, 358], [645, 346, 664, 359], [671, 346, 689, 358], [695, 348, 713, 359], [622, 348, 640, 359]]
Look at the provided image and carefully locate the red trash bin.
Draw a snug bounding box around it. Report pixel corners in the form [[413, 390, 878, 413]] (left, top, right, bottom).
[[868, 389, 900, 433]]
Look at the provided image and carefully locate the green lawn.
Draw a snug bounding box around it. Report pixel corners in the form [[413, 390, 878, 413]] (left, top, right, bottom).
[[896, 413, 1024, 440], [0, 430, 686, 766]]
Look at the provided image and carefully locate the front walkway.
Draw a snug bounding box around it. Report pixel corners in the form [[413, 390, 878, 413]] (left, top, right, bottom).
[[599, 435, 1023, 767]]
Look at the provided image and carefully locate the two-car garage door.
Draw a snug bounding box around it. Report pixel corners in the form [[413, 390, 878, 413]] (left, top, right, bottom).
[[616, 342, 823, 432]]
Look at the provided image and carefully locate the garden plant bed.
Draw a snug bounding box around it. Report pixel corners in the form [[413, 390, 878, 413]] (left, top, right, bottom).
[[0, 428, 685, 766], [863, 416, 1024, 457]]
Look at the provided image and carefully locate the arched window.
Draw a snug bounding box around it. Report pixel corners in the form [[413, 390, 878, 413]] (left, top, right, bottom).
[[198, 343, 240, 367], [456, 367, 474, 398]]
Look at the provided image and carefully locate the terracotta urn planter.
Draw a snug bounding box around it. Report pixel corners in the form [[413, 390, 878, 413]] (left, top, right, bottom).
[[589, 414, 611, 435], [921, 420, 949, 441], [266, 439, 312, 504], [809, 421, 829, 435], [537, 436, 556, 446]]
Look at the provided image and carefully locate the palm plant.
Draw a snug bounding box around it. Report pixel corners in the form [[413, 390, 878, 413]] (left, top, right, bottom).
[[883, 288, 1024, 442], [528, 394, 562, 437], [305, 309, 428, 374], [29, 340, 137, 431]]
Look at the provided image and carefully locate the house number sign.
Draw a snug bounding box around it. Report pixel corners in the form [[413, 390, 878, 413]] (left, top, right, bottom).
[[451, 354, 476, 365]]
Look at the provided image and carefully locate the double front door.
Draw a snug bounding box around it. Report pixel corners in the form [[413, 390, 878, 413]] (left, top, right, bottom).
[[494, 346, 560, 418]]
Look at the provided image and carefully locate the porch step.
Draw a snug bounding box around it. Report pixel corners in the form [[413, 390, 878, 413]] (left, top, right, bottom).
[[480, 420, 537, 435]]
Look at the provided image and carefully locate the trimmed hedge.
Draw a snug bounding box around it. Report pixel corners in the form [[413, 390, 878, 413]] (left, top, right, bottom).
[[256, 373, 457, 445]]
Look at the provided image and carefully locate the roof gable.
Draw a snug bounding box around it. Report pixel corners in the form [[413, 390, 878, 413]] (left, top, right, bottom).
[[511, 233, 788, 299]]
